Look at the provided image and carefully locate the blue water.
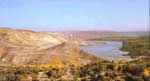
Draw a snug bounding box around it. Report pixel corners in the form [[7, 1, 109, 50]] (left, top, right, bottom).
[[82, 41, 128, 60]]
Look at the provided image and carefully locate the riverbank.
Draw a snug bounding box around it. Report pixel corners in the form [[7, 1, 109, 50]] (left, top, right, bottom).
[[82, 41, 130, 61]]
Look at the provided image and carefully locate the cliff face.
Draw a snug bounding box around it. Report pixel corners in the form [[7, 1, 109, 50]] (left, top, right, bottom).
[[0, 28, 99, 66]]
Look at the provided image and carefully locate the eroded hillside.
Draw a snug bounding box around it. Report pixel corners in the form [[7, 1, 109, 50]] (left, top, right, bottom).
[[0, 28, 100, 66]]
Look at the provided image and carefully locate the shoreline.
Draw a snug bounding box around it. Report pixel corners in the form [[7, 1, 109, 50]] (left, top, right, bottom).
[[82, 40, 131, 62]]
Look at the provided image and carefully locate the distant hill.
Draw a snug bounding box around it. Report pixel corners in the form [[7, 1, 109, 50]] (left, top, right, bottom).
[[0, 28, 100, 66], [49, 31, 122, 40], [119, 31, 149, 37], [50, 31, 149, 40]]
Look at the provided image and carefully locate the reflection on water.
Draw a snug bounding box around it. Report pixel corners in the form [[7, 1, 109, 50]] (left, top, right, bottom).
[[82, 41, 129, 60]]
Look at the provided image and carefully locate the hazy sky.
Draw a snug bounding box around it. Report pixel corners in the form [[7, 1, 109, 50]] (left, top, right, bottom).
[[0, 0, 149, 31]]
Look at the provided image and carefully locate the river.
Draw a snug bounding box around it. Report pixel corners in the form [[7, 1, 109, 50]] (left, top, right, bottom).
[[82, 41, 129, 60]]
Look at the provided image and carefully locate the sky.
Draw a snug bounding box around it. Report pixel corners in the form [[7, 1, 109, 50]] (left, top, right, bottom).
[[0, 0, 149, 31]]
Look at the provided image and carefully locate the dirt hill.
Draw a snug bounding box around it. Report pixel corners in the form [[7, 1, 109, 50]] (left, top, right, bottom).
[[0, 28, 100, 66]]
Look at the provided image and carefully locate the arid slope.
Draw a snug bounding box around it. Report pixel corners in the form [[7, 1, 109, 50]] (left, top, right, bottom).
[[0, 28, 99, 66]]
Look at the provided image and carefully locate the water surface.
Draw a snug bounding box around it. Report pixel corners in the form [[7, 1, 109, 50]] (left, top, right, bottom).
[[82, 41, 129, 60]]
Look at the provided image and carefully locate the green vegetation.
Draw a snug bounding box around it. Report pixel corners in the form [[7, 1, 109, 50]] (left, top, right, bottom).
[[121, 36, 150, 57], [1, 58, 149, 81], [0, 66, 39, 81], [0, 66, 68, 81], [77, 61, 149, 81]]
